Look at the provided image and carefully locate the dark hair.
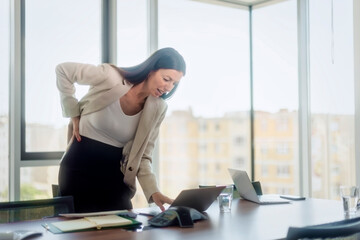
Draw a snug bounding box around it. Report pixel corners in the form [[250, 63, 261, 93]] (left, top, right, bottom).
[[117, 48, 186, 100]]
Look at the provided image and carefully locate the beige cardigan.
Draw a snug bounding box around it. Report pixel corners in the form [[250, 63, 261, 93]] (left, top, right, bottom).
[[56, 62, 167, 202]]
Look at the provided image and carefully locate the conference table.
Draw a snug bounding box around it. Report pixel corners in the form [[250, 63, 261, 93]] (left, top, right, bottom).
[[0, 198, 350, 240]]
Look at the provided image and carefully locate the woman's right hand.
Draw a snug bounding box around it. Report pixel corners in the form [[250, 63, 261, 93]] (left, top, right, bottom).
[[71, 116, 81, 142]]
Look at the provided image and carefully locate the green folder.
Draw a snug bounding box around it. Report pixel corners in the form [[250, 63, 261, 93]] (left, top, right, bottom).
[[42, 215, 142, 234]]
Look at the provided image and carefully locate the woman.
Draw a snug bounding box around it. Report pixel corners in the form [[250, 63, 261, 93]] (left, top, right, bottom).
[[56, 47, 186, 213]]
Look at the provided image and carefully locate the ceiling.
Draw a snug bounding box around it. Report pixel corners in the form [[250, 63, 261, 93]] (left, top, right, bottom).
[[220, 0, 277, 6], [192, 0, 286, 9]]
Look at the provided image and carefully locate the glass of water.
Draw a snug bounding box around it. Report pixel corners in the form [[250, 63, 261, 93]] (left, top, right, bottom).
[[218, 185, 234, 213], [340, 185, 359, 215]]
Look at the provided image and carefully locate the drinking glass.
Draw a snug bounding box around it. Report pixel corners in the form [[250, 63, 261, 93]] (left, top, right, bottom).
[[340, 185, 359, 215]]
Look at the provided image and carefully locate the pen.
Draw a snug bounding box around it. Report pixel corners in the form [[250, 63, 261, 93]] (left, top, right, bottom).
[[43, 223, 50, 231], [138, 212, 157, 217]]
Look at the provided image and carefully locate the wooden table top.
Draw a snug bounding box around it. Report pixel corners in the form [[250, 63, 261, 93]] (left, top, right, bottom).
[[0, 198, 348, 240]]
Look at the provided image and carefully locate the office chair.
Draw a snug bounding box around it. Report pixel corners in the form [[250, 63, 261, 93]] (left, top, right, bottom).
[[286, 216, 360, 240], [52, 184, 60, 197], [0, 196, 74, 223]]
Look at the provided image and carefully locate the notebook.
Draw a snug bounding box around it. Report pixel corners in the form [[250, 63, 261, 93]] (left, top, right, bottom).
[[44, 215, 141, 234], [228, 168, 289, 205]]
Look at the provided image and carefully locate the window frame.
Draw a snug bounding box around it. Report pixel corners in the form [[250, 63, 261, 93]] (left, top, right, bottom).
[[354, 0, 360, 187]]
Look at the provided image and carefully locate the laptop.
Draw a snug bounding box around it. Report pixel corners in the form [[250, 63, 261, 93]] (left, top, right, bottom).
[[171, 186, 226, 211], [137, 186, 225, 216], [228, 168, 289, 205]]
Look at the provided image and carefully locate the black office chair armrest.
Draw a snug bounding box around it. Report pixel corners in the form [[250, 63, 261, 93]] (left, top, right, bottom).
[[286, 216, 360, 240]]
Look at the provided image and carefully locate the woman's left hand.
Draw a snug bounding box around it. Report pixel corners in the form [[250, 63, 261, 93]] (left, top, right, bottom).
[[151, 192, 174, 212]]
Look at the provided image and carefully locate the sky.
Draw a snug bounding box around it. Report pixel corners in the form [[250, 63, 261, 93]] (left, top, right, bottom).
[[0, 0, 355, 127]]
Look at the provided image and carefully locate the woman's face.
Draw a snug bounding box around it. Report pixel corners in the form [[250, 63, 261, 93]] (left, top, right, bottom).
[[147, 69, 183, 98]]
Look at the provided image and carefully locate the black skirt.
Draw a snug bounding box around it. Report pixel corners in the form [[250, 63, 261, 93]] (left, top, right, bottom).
[[58, 136, 132, 213]]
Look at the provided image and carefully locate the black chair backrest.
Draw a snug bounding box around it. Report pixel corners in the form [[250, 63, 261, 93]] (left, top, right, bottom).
[[52, 184, 60, 197], [0, 196, 74, 223], [286, 216, 360, 240]]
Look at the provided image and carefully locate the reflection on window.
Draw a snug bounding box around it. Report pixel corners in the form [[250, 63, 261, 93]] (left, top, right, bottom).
[[0, 0, 9, 202], [158, 0, 250, 198], [253, 0, 299, 195], [309, 0, 355, 199]]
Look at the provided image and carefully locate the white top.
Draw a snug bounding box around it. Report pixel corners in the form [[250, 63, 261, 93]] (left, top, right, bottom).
[[80, 100, 142, 147]]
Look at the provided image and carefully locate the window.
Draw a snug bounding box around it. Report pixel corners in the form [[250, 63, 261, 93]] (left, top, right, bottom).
[[158, 0, 250, 198], [24, 0, 101, 154], [21, 0, 101, 199], [277, 165, 290, 177], [276, 143, 289, 155], [6, 0, 358, 205], [261, 165, 268, 177], [253, 0, 299, 194], [117, 0, 147, 66], [234, 157, 245, 168], [276, 115, 289, 132], [0, 0, 9, 202], [116, 0, 148, 208], [199, 122, 207, 132], [215, 123, 221, 131], [20, 166, 59, 200], [309, 0, 355, 199], [260, 143, 268, 156]]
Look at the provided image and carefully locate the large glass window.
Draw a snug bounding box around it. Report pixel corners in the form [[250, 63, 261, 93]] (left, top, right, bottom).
[[8, 0, 358, 205], [0, 0, 10, 202], [24, 0, 101, 153], [253, 0, 299, 195], [117, 0, 147, 66], [21, 0, 101, 199], [20, 166, 59, 200], [116, 0, 148, 208], [309, 0, 355, 199], [158, 0, 251, 199]]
